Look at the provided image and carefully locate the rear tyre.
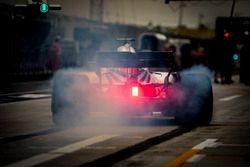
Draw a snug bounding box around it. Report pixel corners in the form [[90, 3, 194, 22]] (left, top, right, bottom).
[[197, 87, 213, 125], [51, 71, 90, 127], [175, 72, 213, 126]]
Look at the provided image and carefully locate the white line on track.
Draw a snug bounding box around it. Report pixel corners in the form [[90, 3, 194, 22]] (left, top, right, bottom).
[[4, 134, 118, 167], [187, 154, 206, 163], [219, 94, 242, 101], [10, 94, 51, 98], [164, 139, 218, 167], [0, 89, 51, 96], [192, 138, 218, 149]]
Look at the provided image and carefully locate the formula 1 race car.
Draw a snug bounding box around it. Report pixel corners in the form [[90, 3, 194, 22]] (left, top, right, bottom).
[[51, 41, 213, 126]]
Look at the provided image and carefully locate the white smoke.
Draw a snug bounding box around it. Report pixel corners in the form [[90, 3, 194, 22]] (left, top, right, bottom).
[[51, 65, 213, 127]]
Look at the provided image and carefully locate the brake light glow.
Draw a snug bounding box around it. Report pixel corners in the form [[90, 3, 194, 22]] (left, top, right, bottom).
[[132, 86, 139, 96]]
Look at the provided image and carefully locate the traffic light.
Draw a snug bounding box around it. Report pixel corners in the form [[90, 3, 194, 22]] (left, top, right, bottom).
[[233, 53, 239, 61], [40, 3, 49, 13], [14, 2, 61, 14], [224, 32, 230, 38]]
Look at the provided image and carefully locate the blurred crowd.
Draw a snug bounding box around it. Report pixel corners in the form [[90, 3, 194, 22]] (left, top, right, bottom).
[[165, 39, 250, 86]]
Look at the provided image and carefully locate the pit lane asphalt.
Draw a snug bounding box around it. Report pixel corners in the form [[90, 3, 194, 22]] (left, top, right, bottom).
[[112, 82, 250, 167], [0, 80, 51, 104], [1, 78, 250, 167], [0, 98, 189, 167]]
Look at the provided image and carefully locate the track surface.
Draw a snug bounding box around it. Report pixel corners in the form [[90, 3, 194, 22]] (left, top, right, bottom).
[[1, 80, 250, 167]]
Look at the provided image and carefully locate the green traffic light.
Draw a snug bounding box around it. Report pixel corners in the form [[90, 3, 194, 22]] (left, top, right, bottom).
[[40, 3, 49, 13], [233, 53, 239, 61]]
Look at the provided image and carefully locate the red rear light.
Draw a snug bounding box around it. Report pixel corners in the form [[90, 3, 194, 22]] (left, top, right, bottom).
[[224, 32, 230, 38], [131, 86, 139, 96]]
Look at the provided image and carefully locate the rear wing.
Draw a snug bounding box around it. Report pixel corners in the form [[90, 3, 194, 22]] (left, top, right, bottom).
[[96, 51, 174, 68]]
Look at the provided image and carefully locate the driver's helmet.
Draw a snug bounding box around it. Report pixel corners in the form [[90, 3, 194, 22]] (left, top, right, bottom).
[[117, 42, 138, 76], [117, 43, 136, 53]]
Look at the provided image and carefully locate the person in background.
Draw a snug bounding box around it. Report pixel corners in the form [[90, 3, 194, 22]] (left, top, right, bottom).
[[48, 36, 62, 72], [192, 46, 207, 66], [240, 42, 250, 85], [220, 38, 235, 84]]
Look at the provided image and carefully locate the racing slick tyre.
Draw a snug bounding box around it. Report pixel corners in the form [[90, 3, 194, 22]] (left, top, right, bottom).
[[197, 86, 213, 125], [51, 70, 90, 127], [175, 72, 213, 126]]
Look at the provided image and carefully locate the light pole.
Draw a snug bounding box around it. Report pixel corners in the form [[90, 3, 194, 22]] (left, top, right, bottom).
[[90, 0, 103, 22]]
